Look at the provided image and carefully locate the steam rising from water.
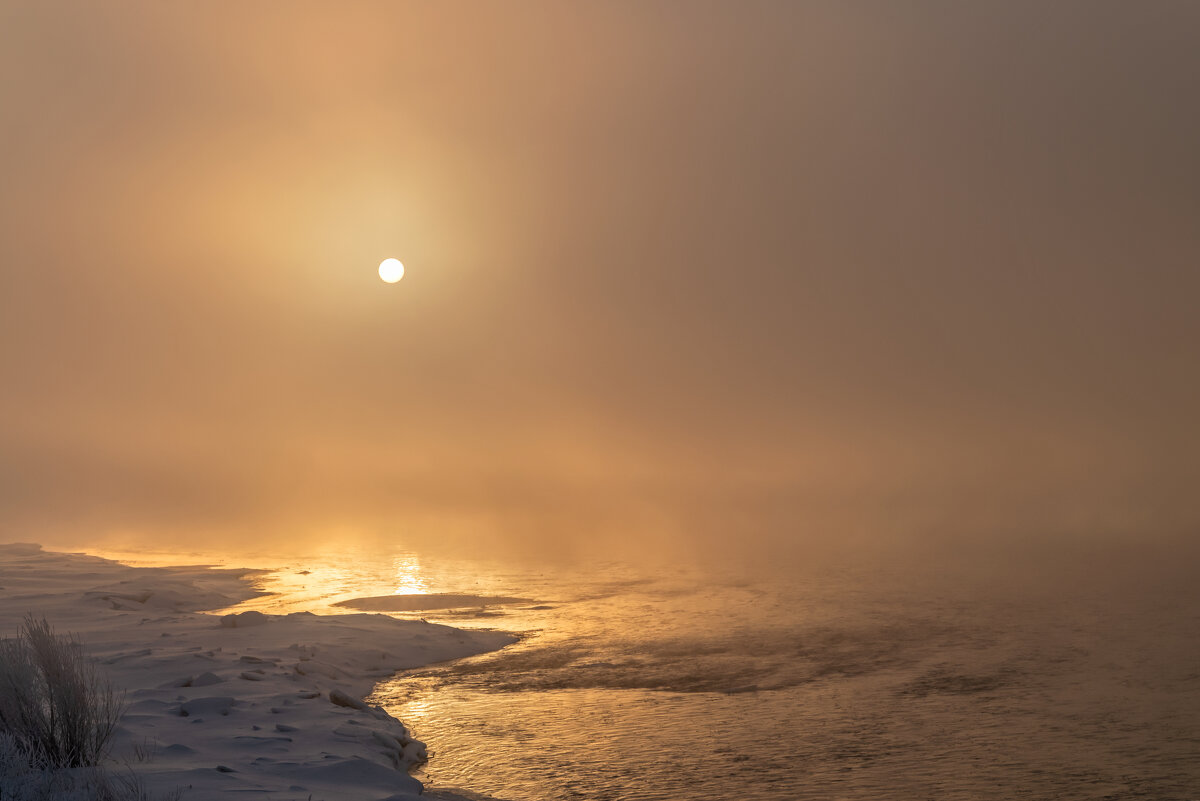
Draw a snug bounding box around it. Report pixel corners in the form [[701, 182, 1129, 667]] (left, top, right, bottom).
[[365, 551, 1200, 801]]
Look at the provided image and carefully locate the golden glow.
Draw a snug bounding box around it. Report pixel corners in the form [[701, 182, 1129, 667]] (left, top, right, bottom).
[[397, 695, 432, 726], [391, 554, 430, 595], [378, 258, 405, 283]]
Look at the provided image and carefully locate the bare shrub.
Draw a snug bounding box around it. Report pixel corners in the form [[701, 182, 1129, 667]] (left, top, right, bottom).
[[90, 766, 186, 801], [0, 745, 185, 801], [130, 737, 158, 764], [0, 616, 123, 769]]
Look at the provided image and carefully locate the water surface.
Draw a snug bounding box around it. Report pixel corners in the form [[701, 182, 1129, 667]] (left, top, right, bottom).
[[90, 544, 1200, 800]]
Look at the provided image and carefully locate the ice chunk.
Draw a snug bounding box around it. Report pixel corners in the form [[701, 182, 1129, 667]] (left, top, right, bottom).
[[329, 688, 369, 711], [220, 610, 270, 628]]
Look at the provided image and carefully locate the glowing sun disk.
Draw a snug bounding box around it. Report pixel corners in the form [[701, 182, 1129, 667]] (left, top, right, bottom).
[[379, 258, 405, 283]]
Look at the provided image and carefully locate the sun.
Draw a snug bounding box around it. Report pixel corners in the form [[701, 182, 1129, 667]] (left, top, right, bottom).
[[378, 258, 405, 283]]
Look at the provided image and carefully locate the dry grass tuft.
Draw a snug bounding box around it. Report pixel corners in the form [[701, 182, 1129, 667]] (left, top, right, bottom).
[[0, 615, 123, 769]]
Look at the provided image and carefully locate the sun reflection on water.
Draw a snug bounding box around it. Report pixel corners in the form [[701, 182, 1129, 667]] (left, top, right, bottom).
[[391, 554, 429, 595], [78, 546, 446, 616], [398, 695, 433, 727]]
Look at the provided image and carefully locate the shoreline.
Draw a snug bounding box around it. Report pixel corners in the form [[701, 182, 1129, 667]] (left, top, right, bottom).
[[0, 542, 517, 801]]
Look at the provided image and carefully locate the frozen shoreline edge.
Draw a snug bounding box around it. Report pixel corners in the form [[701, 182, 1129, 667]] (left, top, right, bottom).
[[0, 542, 517, 801]]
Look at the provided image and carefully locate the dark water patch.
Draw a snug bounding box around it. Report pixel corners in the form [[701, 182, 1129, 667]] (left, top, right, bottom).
[[900, 664, 1022, 697], [404, 620, 959, 694], [334, 593, 529, 612]]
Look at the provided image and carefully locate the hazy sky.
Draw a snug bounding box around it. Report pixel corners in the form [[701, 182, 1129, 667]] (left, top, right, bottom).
[[2, 2, 1198, 559]]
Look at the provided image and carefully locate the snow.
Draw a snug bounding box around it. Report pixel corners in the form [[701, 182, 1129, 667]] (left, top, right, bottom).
[[0, 543, 517, 801]]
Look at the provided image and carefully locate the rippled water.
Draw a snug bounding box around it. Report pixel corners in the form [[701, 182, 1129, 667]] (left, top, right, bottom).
[[91, 544, 1200, 800]]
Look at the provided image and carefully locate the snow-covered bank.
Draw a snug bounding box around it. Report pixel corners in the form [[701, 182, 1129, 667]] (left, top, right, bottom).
[[0, 543, 517, 800]]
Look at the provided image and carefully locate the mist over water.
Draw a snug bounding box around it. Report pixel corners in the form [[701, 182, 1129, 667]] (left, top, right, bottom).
[[122, 538, 1200, 801], [381, 558, 1200, 800], [3, 2, 1199, 797]]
